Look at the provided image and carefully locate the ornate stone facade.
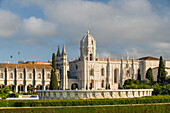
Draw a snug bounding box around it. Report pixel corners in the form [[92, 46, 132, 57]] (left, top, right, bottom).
[[57, 31, 170, 90], [1, 31, 170, 92]]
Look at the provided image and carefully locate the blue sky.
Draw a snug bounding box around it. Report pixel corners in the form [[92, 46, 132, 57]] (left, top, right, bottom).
[[0, 0, 170, 63]]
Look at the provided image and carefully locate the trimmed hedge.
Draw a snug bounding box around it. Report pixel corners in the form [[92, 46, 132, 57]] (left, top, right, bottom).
[[0, 95, 170, 107]]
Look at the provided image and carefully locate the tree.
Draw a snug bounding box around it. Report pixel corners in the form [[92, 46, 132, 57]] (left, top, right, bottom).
[[50, 53, 58, 90], [52, 53, 57, 72], [137, 69, 141, 81], [146, 68, 154, 84], [0, 86, 11, 99], [157, 56, 166, 85]]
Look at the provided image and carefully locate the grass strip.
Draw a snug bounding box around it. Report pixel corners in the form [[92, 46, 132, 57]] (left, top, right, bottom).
[[0, 104, 169, 113]]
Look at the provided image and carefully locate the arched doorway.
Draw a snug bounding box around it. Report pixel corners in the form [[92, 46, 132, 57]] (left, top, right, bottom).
[[90, 80, 94, 90], [9, 84, 15, 91], [0, 84, 4, 88], [27, 84, 33, 91], [18, 84, 24, 93], [71, 83, 78, 90], [46, 85, 50, 90], [36, 84, 43, 90], [27, 84, 34, 93]]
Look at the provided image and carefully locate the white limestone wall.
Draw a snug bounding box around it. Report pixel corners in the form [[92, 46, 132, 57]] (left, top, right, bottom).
[[37, 89, 153, 100]]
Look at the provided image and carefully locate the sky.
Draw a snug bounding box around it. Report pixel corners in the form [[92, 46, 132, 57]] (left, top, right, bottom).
[[0, 0, 170, 63]]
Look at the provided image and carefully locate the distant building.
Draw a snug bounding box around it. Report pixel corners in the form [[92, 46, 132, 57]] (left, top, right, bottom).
[[0, 63, 59, 92]]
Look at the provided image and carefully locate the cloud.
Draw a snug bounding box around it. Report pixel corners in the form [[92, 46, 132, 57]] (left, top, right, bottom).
[[22, 16, 57, 37], [9, 0, 170, 59], [0, 10, 20, 38]]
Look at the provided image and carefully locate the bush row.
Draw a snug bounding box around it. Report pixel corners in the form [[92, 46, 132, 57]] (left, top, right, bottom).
[[0, 95, 170, 107]]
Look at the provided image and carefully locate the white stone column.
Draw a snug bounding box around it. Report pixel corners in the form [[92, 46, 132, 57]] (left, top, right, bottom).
[[15, 85, 18, 92]]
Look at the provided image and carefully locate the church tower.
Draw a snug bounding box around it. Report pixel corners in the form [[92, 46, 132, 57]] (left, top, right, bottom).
[[80, 30, 96, 61], [61, 44, 68, 90]]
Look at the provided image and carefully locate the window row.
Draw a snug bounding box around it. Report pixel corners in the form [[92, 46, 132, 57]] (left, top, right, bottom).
[[89, 68, 118, 82], [0, 73, 51, 79]]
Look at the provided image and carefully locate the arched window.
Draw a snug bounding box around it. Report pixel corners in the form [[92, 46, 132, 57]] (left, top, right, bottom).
[[29, 73, 32, 79], [10, 73, 13, 79], [0, 73, 3, 78], [101, 80, 104, 88], [126, 70, 130, 77], [92, 40, 93, 44], [90, 69, 94, 76], [38, 73, 41, 79], [101, 68, 104, 76], [76, 64, 78, 70], [47, 73, 51, 79], [90, 54, 93, 61], [19, 73, 22, 79], [114, 69, 118, 83], [90, 80, 94, 89]]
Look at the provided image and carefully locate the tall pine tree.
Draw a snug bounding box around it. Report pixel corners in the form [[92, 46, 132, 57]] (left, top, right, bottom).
[[157, 56, 166, 85], [137, 69, 141, 81], [50, 53, 58, 90], [146, 68, 154, 84]]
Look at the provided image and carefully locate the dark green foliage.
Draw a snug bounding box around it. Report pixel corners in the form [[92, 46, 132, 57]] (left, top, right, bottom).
[[50, 70, 58, 90], [157, 56, 166, 85], [72, 84, 76, 90], [0, 86, 11, 99], [0, 95, 169, 107], [50, 53, 58, 90], [152, 83, 170, 95], [123, 79, 152, 89], [166, 76, 170, 84], [124, 79, 139, 86], [146, 68, 154, 84], [106, 84, 108, 89], [8, 90, 19, 98], [52, 53, 57, 72], [140, 79, 150, 85], [137, 69, 141, 81]]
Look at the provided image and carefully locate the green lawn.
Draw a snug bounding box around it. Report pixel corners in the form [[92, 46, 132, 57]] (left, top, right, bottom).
[[0, 104, 169, 113]]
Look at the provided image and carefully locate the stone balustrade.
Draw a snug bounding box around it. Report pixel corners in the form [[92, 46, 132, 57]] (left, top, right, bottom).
[[37, 89, 153, 100]]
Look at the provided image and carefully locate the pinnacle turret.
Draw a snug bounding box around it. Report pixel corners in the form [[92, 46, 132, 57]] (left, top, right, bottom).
[[57, 45, 60, 56], [62, 44, 67, 55]]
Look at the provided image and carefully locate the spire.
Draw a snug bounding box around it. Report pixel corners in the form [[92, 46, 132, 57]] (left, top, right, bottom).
[[126, 52, 129, 60], [62, 44, 67, 55], [57, 45, 60, 56]]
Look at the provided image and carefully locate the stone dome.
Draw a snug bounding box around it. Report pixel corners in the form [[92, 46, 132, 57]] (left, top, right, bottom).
[[81, 30, 95, 47]]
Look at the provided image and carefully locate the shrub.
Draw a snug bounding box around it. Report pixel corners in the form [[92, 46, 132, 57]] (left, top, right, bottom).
[[0, 95, 169, 107], [140, 79, 150, 85], [0, 86, 11, 99]]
